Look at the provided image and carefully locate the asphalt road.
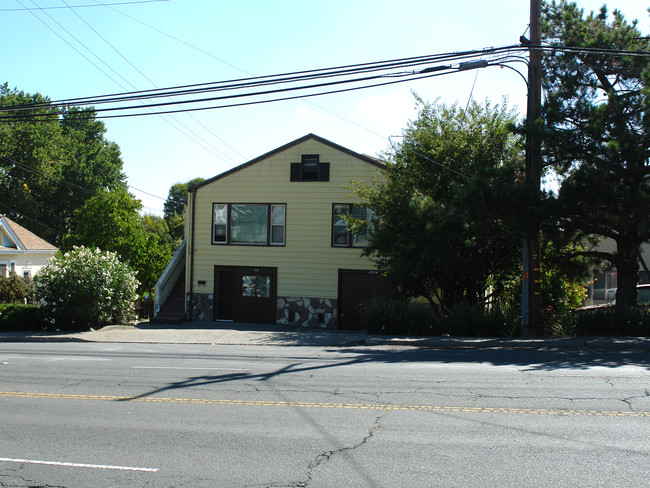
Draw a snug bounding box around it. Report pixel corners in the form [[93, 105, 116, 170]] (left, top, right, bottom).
[[0, 342, 649, 487]]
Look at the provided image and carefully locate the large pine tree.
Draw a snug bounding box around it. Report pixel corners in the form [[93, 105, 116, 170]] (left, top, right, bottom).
[[541, 1, 650, 308]]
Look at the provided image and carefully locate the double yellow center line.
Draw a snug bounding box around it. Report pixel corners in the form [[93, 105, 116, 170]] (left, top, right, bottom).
[[1, 391, 647, 417]]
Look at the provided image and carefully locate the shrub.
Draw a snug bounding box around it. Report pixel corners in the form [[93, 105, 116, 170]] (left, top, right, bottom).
[[34, 246, 140, 331], [439, 303, 521, 337], [361, 297, 438, 336], [360, 297, 521, 337], [0, 274, 34, 304], [0, 304, 47, 332], [573, 307, 650, 337]]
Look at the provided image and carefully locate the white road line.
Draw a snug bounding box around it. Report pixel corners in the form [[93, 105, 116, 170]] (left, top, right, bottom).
[[0, 457, 158, 472], [132, 366, 249, 371]]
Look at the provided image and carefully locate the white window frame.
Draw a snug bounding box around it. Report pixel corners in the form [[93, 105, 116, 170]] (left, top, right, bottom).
[[332, 204, 375, 248], [212, 203, 286, 246]]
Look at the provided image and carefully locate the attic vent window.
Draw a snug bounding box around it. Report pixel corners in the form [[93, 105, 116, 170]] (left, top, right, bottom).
[[290, 154, 330, 182]]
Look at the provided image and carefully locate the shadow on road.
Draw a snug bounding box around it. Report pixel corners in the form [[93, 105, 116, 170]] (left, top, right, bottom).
[[119, 345, 650, 402]]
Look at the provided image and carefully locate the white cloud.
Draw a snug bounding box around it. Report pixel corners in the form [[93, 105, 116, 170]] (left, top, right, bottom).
[[354, 90, 418, 137], [293, 105, 318, 119]]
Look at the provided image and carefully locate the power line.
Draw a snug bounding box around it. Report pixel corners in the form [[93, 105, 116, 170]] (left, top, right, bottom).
[[99, 0, 249, 76], [0, 202, 66, 237], [4, 46, 525, 111], [129, 185, 165, 201], [61, 0, 243, 164], [15, 0, 125, 88], [0, 48, 529, 121], [13, 0, 242, 166], [1, 155, 168, 203], [1, 0, 169, 11], [98, 2, 402, 144], [0, 63, 526, 122], [4, 43, 646, 121]]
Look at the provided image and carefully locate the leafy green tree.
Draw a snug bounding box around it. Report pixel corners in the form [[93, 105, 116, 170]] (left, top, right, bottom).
[[354, 97, 524, 312], [163, 177, 204, 244], [62, 189, 171, 295], [141, 213, 173, 248], [0, 84, 127, 245], [501, 239, 590, 335], [34, 246, 139, 330], [541, 1, 650, 309]]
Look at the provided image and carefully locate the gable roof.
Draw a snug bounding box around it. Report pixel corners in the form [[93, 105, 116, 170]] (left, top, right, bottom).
[[194, 133, 386, 190], [0, 215, 57, 251]]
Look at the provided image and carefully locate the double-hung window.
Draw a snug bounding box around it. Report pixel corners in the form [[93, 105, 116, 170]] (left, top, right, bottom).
[[332, 204, 375, 248], [212, 203, 285, 246]]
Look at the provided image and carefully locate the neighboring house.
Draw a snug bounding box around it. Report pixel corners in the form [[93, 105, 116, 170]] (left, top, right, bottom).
[[155, 134, 387, 328], [585, 239, 650, 305], [0, 215, 57, 279]]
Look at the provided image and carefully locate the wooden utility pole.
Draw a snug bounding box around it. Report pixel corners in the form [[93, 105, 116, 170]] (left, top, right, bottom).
[[523, 0, 542, 336]]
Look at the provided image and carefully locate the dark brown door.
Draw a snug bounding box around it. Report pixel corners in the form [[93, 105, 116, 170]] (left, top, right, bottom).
[[214, 265, 277, 324], [215, 267, 234, 321], [338, 269, 389, 330]]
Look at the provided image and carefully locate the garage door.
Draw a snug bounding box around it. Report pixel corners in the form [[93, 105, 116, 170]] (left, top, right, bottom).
[[338, 269, 389, 330]]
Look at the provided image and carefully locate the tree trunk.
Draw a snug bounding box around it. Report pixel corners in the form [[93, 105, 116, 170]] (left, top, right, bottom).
[[614, 241, 639, 310]]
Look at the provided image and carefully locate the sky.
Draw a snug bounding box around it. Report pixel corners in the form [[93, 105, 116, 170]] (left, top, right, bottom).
[[2, 0, 648, 216]]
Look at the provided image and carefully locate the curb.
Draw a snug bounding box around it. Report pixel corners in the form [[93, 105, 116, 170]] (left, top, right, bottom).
[[1, 331, 649, 351], [364, 336, 650, 350]]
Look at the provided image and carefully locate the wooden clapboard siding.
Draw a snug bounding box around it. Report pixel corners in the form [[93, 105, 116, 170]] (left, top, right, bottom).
[[187, 134, 384, 300]]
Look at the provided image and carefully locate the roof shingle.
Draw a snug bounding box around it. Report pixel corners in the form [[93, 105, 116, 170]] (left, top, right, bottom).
[[0, 215, 57, 251]]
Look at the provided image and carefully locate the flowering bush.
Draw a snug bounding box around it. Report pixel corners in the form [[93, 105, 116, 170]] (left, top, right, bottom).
[[34, 246, 140, 331]]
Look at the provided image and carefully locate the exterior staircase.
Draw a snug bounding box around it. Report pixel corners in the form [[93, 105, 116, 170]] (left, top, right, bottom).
[[151, 274, 186, 324]]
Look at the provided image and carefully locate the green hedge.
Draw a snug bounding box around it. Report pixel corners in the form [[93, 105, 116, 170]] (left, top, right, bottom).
[[0, 304, 48, 332], [360, 297, 521, 337], [361, 297, 650, 337], [573, 307, 650, 336]]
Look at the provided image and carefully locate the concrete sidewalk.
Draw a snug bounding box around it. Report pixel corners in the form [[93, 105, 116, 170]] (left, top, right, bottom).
[[1, 320, 650, 350]]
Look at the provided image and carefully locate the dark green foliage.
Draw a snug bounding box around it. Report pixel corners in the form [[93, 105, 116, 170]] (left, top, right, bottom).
[[353, 97, 524, 311], [573, 307, 650, 337], [62, 189, 171, 295], [440, 304, 521, 338], [1, 84, 180, 296], [0, 304, 47, 332], [360, 297, 438, 336], [163, 177, 204, 245], [0, 84, 127, 245], [0, 274, 34, 304], [541, 1, 650, 310], [360, 297, 521, 337], [499, 239, 590, 336]]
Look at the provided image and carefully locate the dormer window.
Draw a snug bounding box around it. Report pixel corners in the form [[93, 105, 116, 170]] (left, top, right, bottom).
[[302, 155, 319, 180], [290, 154, 330, 182]]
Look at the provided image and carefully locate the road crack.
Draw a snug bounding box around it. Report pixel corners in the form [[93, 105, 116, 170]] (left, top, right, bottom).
[[619, 389, 650, 411], [0, 475, 66, 488], [292, 409, 388, 487]]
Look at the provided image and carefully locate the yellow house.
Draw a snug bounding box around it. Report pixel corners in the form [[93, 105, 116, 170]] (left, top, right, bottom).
[[155, 134, 386, 328]]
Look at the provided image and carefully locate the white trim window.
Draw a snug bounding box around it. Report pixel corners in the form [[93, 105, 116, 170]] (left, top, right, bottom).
[[332, 204, 375, 248], [213, 203, 228, 243], [270, 204, 286, 245], [212, 203, 286, 246]]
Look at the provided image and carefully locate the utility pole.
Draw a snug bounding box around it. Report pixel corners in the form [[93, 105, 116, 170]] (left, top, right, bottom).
[[523, 0, 542, 336]]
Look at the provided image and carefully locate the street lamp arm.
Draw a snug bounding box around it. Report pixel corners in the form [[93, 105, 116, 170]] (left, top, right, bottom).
[[492, 63, 529, 88]]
